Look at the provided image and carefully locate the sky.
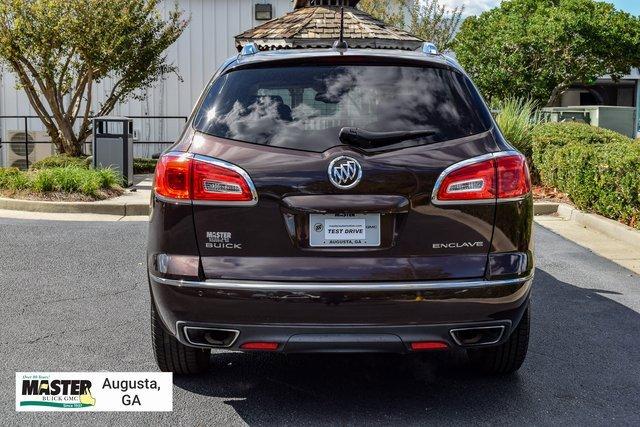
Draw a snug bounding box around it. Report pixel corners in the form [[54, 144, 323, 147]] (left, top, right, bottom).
[[441, 0, 640, 16]]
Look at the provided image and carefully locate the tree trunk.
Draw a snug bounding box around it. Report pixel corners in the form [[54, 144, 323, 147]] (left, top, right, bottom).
[[65, 140, 83, 157], [49, 112, 86, 156], [546, 84, 568, 107], [45, 129, 63, 155], [47, 130, 82, 156]]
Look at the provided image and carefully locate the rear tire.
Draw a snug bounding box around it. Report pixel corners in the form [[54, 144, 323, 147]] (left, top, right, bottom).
[[151, 302, 210, 374], [467, 306, 530, 375]]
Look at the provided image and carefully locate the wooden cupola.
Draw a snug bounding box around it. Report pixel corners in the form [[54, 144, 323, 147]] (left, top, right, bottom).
[[235, 0, 423, 51]]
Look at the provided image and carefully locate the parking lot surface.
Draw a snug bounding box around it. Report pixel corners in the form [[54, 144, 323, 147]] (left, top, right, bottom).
[[1, 218, 638, 425]]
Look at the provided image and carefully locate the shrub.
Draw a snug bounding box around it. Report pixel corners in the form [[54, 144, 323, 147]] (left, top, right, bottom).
[[34, 154, 158, 175], [532, 122, 640, 228], [0, 166, 122, 199], [133, 158, 157, 174], [532, 121, 631, 152], [0, 167, 30, 190], [494, 98, 542, 160], [95, 168, 122, 189], [29, 154, 89, 170]]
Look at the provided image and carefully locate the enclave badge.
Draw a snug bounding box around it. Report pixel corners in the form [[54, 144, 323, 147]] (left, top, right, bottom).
[[328, 156, 362, 190]]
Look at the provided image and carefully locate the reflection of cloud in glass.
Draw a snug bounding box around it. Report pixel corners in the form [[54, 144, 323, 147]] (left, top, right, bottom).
[[322, 71, 357, 102], [201, 66, 482, 151], [220, 98, 284, 144]]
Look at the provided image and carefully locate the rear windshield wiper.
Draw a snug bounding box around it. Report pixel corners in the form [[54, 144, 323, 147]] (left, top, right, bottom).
[[339, 127, 437, 149]]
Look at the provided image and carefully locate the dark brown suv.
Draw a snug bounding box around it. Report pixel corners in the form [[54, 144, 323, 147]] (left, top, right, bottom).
[[148, 44, 533, 375]]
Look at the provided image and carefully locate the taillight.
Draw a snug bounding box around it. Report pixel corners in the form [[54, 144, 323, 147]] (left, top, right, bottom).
[[496, 154, 531, 199], [191, 158, 255, 203], [154, 153, 191, 200], [433, 152, 531, 204], [154, 152, 257, 205], [436, 158, 496, 202]]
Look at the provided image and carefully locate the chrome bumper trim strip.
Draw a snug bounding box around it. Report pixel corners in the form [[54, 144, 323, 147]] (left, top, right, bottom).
[[149, 273, 534, 292]]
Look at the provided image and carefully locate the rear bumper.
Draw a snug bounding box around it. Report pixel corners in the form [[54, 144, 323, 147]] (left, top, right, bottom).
[[149, 273, 532, 353]]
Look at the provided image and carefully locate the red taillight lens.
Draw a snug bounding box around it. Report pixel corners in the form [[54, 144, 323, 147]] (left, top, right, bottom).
[[240, 342, 279, 351], [436, 159, 496, 201], [495, 154, 531, 199], [191, 159, 254, 202], [435, 153, 531, 203], [410, 341, 449, 351], [154, 153, 192, 200], [154, 152, 255, 204]]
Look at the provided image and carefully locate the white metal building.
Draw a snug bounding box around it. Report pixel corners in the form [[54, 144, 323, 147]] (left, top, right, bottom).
[[0, 0, 294, 166]]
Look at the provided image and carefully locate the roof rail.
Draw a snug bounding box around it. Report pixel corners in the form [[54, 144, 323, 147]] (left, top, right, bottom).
[[240, 42, 259, 56], [422, 42, 438, 55]]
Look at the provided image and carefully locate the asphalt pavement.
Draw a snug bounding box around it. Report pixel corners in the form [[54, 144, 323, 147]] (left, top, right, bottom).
[[0, 218, 638, 425]]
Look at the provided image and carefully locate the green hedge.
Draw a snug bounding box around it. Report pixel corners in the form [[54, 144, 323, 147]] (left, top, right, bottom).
[[531, 121, 631, 150], [30, 154, 91, 170], [0, 166, 122, 198], [133, 157, 157, 174], [532, 122, 640, 229], [30, 154, 157, 175]]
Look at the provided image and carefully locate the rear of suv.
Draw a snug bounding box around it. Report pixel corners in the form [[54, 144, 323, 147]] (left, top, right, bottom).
[[148, 46, 533, 375]]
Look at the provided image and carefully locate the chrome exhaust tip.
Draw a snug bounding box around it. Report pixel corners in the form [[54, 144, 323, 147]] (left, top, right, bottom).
[[449, 325, 506, 347], [183, 326, 239, 348]]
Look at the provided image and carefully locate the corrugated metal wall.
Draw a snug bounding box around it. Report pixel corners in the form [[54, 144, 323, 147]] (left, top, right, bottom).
[[0, 0, 293, 161]]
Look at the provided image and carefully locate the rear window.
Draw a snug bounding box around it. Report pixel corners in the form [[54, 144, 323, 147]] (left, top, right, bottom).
[[193, 65, 490, 152]]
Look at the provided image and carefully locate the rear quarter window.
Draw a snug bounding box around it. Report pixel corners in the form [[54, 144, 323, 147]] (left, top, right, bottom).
[[193, 64, 491, 152]]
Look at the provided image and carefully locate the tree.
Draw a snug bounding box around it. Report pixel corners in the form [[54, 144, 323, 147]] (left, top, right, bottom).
[[454, 0, 640, 105], [359, 0, 464, 52], [407, 0, 464, 51], [0, 0, 188, 156], [358, 0, 406, 29]]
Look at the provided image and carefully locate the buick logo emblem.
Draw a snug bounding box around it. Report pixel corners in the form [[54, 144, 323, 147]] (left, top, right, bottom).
[[328, 156, 362, 189]]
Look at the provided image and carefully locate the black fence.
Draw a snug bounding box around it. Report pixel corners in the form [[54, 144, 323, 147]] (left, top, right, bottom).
[[0, 115, 187, 169]]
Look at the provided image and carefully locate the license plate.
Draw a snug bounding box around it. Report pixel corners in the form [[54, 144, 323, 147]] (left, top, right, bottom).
[[309, 213, 381, 247]]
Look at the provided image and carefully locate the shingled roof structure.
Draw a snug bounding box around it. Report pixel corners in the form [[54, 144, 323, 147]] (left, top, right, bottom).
[[235, 0, 423, 52]]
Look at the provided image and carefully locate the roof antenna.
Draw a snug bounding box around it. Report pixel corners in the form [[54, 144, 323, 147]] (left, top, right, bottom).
[[332, 6, 348, 53]]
